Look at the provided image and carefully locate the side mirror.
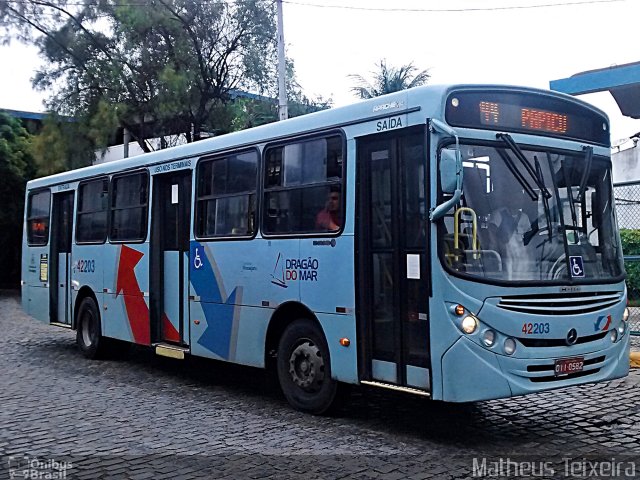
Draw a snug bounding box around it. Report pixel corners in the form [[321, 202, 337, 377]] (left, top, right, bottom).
[[440, 149, 459, 194], [429, 118, 464, 222]]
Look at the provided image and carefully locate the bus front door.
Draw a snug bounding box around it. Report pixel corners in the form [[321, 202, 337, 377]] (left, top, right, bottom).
[[150, 171, 192, 346], [50, 191, 74, 325], [357, 127, 431, 391]]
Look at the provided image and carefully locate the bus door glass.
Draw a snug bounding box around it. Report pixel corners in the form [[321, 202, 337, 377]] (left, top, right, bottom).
[[50, 191, 74, 325], [151, 171, 192, 345], [357, 127, 430, 389]]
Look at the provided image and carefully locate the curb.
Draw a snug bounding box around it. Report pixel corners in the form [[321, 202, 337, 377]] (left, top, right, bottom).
[[630, 351, 640, 369]]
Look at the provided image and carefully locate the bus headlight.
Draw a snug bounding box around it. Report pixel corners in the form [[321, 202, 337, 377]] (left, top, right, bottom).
[[618, 321, 626, 338], [461, 315, 478, 334], [504, 338, 516, 355], [623, 307, 630, 322], [483, 330, 496, 347], [610, 329, 618, 343]]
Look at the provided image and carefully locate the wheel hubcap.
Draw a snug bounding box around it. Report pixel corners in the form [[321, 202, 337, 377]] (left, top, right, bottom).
[[289, 340, 324, 391]]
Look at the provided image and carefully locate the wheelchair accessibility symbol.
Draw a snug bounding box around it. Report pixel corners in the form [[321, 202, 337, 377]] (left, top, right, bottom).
[[193, 248, 203, 269], [569, 256, 584, 278]]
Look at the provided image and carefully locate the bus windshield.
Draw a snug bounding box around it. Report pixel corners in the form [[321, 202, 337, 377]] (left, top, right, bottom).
[[440, 142, 624, 283]]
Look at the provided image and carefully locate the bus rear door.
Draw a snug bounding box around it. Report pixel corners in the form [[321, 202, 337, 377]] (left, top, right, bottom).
[[150, 171, 192, 347], [50, 191, 74, 326], [357, 127, 431, 391]]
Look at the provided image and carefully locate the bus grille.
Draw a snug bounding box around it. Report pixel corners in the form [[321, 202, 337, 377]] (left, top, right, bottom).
[[496, 292, 621, 316], [518, 331, 608, 348]]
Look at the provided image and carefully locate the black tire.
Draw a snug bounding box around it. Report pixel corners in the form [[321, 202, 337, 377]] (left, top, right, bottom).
[[277, 319, 339, 414], [76, 297, 105, 359]]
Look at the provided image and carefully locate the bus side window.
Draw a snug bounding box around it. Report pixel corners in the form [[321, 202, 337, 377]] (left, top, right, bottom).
[[109, 172, 149, 242], [195, 150, 258, 238], [76, 178, 109, 244], [263, 134, 344, 235], [27, 190, 51, 246]]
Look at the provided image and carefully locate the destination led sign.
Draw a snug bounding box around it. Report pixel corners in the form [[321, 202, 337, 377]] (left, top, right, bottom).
[[445, 90, 609, 146]]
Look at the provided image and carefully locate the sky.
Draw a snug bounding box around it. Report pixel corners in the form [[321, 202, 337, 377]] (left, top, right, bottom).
[[0, 0, 639, 142]]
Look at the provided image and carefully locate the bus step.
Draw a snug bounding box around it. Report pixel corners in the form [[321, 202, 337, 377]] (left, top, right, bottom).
[[50, 322, 72, 329], [359, 380, 431, 397], [154, 343, 188, 360]]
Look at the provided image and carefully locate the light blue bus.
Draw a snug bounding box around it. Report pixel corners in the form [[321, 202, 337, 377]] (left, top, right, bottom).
[[22, 85, 629, 414]]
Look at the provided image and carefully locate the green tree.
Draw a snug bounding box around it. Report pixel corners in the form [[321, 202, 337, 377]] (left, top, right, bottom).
[[349, 59, 430, 99], [0, 112, 36, 287], [620, 229, 640, 306], [30, 114, 95, 176], [0, 0, 280, 151]]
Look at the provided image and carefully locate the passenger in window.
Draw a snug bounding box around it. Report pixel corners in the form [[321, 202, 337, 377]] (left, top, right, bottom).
[[316, 187, 341, 231]]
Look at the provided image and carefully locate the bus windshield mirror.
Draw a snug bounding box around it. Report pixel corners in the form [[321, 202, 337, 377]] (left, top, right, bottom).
[[497, 133, 552, 200], [440, 149, 459, 194]]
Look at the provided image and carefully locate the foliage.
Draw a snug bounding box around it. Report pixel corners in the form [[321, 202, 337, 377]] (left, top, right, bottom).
[[30, 114, 95, 176], [619, 229, 640, 305], [0, 112, 36, 287], [0, 0, 281, 151], [349, 59, 430, 99]]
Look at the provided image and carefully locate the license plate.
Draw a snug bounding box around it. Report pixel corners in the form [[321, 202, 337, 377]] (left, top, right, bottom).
[[554, 357, 584, 376]]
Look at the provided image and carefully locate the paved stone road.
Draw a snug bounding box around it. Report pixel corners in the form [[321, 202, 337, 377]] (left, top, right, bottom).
[[1, 291, 640, 479]]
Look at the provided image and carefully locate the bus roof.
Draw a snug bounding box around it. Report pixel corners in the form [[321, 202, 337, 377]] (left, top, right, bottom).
[[27, 83, 607, 190]]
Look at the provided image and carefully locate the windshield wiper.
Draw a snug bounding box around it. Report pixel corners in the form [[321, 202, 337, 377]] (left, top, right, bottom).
[[535, 156, 552, 242], [497, 133, 552, 200], [496, 148, 538, 201], [562, 161, 579, 229], [522, 157, 553, 246], [577, 146, 593, 202]]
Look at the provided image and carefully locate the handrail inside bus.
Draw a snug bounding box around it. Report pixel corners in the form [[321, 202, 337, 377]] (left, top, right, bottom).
[[454, 207, 478, 260]]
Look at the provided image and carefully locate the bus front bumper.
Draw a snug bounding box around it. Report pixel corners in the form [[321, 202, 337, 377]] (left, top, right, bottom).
[[440, 334, 629, 403]]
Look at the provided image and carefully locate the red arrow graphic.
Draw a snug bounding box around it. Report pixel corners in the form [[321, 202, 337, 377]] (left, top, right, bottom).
[[116, 245, 150, 345], [162, 313, 180, 343]]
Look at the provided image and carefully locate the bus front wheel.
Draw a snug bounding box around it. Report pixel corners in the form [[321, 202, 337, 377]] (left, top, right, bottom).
[[277, 319, 339, 415], [76, 297, 105, 359]]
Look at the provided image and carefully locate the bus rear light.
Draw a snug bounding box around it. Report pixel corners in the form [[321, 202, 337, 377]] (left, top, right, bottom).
[[504, 338, 516, 355], [339, 337, 350, 347], [461, 315, 478, 334]]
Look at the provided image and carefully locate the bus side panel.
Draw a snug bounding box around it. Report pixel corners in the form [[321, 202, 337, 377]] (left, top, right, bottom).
[[298, 236, 354, 315], [299, 236, 358, 384], [189, 301, 270, 367], [23, 245, 51, 323], [316, 312, 359, 384], [71, 243, 104, 325], [188, 239, 300, 363], [102, 242, 151, 345]]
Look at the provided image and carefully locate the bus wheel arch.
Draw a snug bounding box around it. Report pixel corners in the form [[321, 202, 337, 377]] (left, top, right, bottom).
[[73, 286, 99, 330], [264, 302, 318, 369], [74, 288, 105, 359]]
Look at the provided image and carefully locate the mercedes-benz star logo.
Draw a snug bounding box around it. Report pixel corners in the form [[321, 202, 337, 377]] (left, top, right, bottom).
[[566, 328, 578, 346]]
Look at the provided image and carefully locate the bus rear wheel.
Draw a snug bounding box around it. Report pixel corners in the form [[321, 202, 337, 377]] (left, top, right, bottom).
[[277, 319, 339, 415], [76, 297, 105, 359]]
